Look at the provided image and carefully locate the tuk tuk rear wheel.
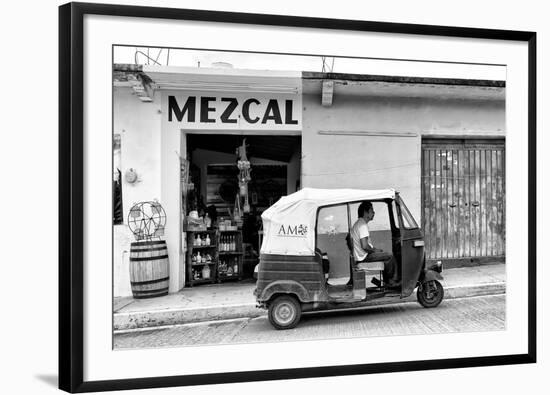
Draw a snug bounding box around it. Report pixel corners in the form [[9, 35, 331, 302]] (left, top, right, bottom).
[[268, 295, 301, 330], [417, 280, 444, 308]]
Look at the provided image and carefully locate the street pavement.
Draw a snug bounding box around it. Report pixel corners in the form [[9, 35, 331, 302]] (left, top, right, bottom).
[[114, 263, 506, 330], [114, 294, 505, 349]]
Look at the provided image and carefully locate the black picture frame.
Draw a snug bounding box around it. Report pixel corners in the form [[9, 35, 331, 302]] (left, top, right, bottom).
[[59, 2, 537, 393]]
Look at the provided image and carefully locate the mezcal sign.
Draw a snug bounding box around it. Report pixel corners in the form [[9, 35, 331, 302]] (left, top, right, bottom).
[[165, 93, 302, 131]]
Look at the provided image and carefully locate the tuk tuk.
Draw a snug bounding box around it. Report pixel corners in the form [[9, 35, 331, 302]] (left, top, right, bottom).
[[254, 188, 444, 329]]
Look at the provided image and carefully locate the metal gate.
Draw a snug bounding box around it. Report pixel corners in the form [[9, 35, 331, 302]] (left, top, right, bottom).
[[421, 139, 505, 263]]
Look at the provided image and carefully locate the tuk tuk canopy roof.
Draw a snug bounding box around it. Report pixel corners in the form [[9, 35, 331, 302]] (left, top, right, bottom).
[[260, 188, 395, 256]]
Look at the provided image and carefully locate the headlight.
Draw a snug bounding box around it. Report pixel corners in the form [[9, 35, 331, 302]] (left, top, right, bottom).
[[428, 260, 443, 273]]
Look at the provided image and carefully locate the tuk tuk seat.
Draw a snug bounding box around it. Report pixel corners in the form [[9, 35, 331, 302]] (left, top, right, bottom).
[[355, 261, 385, 272], [355, 261, 385, 287], [346, 232, 384, 283]]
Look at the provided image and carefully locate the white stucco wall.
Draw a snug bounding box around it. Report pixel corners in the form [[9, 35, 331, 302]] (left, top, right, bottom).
[[160, 91, 186, 292], [114, 87, 162, 297], [114, 87, 162, 216], [113, 225, 134, 297], [301, 93, 505, 221]]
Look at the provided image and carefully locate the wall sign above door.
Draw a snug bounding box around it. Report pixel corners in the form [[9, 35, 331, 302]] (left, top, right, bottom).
[[165, 93, 302, 131]]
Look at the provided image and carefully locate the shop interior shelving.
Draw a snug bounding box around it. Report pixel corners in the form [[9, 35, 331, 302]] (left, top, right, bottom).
[[216, 229, 243, 282], [186, 229, 217, 286]]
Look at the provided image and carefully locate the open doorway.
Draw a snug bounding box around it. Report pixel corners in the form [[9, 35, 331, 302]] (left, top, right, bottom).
[[185, 134, 301, 279]]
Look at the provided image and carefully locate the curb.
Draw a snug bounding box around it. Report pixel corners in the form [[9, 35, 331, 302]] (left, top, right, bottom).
[[114, 282, 506, 331]]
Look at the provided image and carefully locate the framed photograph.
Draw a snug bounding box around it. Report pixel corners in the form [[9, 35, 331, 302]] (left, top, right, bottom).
[[59, 2, 536, 393]]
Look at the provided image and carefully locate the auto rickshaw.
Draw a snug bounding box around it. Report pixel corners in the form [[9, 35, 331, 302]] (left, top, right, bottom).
[[254, 188, 444, 329]]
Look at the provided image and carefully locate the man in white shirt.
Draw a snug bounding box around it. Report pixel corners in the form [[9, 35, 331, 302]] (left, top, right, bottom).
[[350, 201, 400, 287]]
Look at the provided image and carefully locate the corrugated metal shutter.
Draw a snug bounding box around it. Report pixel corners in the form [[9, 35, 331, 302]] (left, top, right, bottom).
[[421, 139, 505, 262]]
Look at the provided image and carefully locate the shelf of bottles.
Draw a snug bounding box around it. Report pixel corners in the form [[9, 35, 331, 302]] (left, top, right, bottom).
[[186, 230, 217, 287], [217, 230, 243, 282]]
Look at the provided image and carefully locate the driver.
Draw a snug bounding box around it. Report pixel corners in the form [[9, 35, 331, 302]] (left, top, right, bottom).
[[350, 201, 400, 288]]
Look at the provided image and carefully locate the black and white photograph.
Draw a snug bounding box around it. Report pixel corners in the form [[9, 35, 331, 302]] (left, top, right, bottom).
[[51, 2, 538, 393], [112, 46, 507, 348]]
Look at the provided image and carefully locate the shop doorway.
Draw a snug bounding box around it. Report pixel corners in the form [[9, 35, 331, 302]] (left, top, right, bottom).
[[185, 134, 301, 278], [421, 138, 505, 265]]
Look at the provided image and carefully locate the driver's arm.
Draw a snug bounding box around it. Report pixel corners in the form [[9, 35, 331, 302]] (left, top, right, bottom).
[[360, 237, 378, 253]]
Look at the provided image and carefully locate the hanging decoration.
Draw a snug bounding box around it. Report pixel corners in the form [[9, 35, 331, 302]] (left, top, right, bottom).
[[236, 139, 252, 214]]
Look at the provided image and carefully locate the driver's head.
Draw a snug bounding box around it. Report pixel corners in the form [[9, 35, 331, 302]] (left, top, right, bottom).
[[358, 201, 374, 221]]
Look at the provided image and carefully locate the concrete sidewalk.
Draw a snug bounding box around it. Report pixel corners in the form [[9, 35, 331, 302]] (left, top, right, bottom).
[[114, 263, 506, 331]]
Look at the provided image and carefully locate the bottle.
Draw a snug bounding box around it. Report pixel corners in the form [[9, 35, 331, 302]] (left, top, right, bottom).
[[232, 235, 236, 251], [195, 234, 200, 246], [205, 234, 211, 246], [202, 265, 210, 279], [196, 251, 201, 263], [233, 258, 238, 274]]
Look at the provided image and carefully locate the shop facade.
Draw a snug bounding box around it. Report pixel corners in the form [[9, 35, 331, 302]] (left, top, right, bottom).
[[113, 64, 505, 297]]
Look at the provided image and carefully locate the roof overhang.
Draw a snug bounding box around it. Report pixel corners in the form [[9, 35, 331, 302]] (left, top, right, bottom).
[[113, 64, 505, 102], [115, 64, 302, 95], [302, 71, 505, 101]]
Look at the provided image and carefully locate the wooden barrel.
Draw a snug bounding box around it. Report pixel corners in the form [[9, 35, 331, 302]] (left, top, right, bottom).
[[129, 240, 170, 299]]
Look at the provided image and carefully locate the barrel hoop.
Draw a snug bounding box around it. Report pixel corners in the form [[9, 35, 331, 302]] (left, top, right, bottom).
[[130, 277, 169, 286], [130, 246, 168, 253], [132, 287, 169, 294], [130, 240, 167, 247], [134, 291, 169, 299], [129, 254, 169, 262]]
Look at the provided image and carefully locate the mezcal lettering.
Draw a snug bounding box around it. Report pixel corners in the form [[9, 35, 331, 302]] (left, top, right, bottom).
[[168, 96, 298, 125]]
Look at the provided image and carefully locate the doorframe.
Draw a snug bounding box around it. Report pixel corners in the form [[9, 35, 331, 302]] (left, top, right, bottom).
[[182, 131, 303, 286]]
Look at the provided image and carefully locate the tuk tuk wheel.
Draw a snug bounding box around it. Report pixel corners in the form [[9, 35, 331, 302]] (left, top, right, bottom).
[[417, 280, 444, 308], [268, 295, 302, 330]]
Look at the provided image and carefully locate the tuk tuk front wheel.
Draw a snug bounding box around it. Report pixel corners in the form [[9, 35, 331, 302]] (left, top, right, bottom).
[[417, 280, 444, 308], [268, 295, 301, 330]]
